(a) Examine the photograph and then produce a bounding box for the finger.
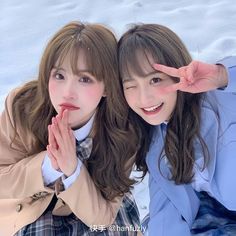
[154,64,179,77]
[62,109,69,127]
[185,62,196,84]
[52,117,57,125]
[57,110,71,143]
[59,106,66,118]
[69,129,76,146]
[51,123,64,148]
[56,112,69,139]
[48,125,58,149]
[159,78,188,93]
[57,107,64,120]
[178,67,187,78]
[158,83,181,94]
[47,145,59,170]
[178,67,193,85]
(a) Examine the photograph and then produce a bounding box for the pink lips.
[59,103,80,111]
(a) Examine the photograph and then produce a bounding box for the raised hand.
[47,109,77,177]
[154,60,228,94]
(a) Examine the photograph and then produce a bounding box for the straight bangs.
[69,37,104,82]
[119,34,167,81]
[52,25,107,82]
[119,24,193,83]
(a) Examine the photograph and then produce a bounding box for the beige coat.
[0,90,123,236]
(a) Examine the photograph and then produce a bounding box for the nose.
[138,86,154,106]
[63,80,77,100]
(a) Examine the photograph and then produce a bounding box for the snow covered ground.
[1,0,236,220]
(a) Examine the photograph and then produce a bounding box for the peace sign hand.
[154,60,228,94]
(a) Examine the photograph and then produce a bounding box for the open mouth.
[142,103,163,114]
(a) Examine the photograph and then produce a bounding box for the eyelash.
[151,77,162,84]
[79,76,93,83]
[125,86,136,90]
[54,72,64,80]
[52,71,93,84]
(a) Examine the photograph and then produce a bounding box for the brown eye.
[79,76,92,83]
[55,73,64,80]
[151,77,161,84]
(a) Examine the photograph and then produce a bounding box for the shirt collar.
[73,113,95,141]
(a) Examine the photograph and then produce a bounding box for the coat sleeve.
[194,87,236,210]
[217,55,236,92]
[0,89,123,226]
[209,55,236,209]
[0,89,54,198]
[57,166,123,226]
[54,152,136,226]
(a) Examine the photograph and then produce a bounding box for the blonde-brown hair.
[12,21,139,200]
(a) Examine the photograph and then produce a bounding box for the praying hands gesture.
[47,109,77,177]
[154,60,228,93]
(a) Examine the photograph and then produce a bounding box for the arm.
[193,94,236,210]
[45,109,123,225]
[0,90,54,198]
[154,56,236,93]
[56,166,123,226]
[0,90,123,226]
[216,56,236,92]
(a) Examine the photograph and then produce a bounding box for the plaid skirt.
[15,193,141,236]
[191,191,236,236]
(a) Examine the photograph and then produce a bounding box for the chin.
[142,118,160,126]
[150,121,162,126]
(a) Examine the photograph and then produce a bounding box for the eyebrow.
[123,70,163,83]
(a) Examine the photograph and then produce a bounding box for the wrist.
[216,64,228,89]
[64,159,78,177]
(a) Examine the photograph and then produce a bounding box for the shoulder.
[202,91,236,134]
[1,87,22,127]
[1,85,36,150]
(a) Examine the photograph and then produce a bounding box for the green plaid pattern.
[15,193,140,236]
[76,138,93,161]
[15,138,141,235]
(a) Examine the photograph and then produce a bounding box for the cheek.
[48,80,57,97]
[85,85,104,100]
[124,92,134,107]
[168,93,177,111]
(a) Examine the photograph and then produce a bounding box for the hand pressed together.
[47,109,77,177]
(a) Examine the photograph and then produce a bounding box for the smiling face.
[122,54,177,125]
[48,51,105,129]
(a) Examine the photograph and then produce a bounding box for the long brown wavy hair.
[11,21,139,200]
[118,24,209,184]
